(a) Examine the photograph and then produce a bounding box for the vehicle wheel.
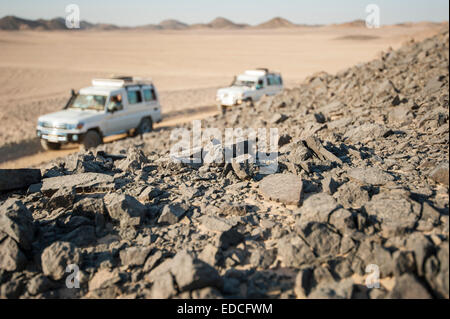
[40,139,61,151]
[81,130,102,151]
[136,117,153,135]
[244,98,254,107]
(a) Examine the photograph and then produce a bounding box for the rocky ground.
[0,29,449,299]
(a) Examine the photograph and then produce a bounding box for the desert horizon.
[1,14,447,31]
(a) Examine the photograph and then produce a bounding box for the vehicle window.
[267,75,276,86]
[127,90,142,104]
[232,79,256,87]
[108,94,124,111]
[143,88,155,102]
[276,76,283,85]
[69,94,106,111]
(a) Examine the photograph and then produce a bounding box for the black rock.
[60,225,96,247]
[27,274,58,296]
[41,241,82,281]
[429,161,449,186]
[277,235,315,268]
[0,168,41,192]
[388,274,432,299]
[120,246,152,267]
[104,194,146,226]
[294,267,315,298]
[0,237,27,271]
[158,204,186,225]
[249,248,277,269]
[170,250,223,292]
[0,199,35,250]
[215,227,244,250]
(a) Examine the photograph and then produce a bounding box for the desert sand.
[0,22,446,165]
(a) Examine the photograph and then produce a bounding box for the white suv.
[36,77,162,150]
[216,69,283,112]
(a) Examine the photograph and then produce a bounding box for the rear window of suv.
[268,74,282,86]
[143,87,156,101]
[276,75,283,85]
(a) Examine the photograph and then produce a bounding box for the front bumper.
[36,128,83,143]
[217,96,243,107]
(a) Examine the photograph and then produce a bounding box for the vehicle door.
[124,86,146,130]
[254,78,266,101]
[266,74,282,95]
[142,85,161,122]
[105,90,129,135]
[274,74,284,94]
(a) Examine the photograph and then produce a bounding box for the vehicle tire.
[244,98,254,107]
[40,139,61,151]
[81,130,102,151]
[136,117,153,135]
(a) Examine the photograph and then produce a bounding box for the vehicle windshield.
[68,94,106,111]
[232,79,256,87]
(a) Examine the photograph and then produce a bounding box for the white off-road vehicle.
[216,69,283,112]
[36,77,162,150]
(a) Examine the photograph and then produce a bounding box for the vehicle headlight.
[67,123,84,130]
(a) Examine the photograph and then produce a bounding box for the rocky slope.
[0,29,449,299]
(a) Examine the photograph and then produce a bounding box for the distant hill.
[91,23,121,31]
[190,17,248,29]
[207,17,247,29]
[0,15,43,30]
[136,23,162,31]
[159,19,189,30]
[36,17,66,30]
[137,19,188,30]
[395,21,448,28]
[334,19,367,28]
[255,17,297,29]
[0,15,118,31]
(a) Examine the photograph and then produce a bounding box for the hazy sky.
[0,0,448,26]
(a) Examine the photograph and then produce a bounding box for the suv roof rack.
[92,77,153,88]
[255,68,269,74]
[132,77,153,85]
[113,76,134,82]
